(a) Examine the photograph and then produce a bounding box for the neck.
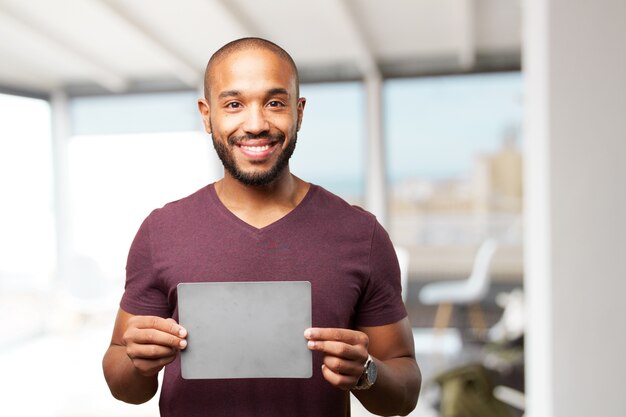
[214,168,310,228]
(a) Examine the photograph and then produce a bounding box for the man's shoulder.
[308,184,376,225]
[146,184,213,223]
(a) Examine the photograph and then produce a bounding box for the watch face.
[366,359,378,385]
[353,356,377,390]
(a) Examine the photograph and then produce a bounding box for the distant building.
[390,127,524,247]
[472,128,523,213]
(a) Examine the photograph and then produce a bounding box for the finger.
[125,327,188,350]
[304,328,368,347]
[307,339,366,361]
[126,342,178,360]
[130,316,187,338]
[322,355,365,377]
[131,355,177,376]
[321,364,359,391]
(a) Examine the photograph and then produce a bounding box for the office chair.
[418,239,498,334]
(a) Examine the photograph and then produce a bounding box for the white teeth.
[241,145,270,152]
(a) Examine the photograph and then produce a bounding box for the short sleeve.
[355,221,407,327]
[120,212,170,318]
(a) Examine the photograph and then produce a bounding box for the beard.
[212,131,297,187]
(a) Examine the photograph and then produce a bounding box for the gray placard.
[178,281,312,379]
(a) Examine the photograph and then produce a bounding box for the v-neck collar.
[206,182,316,234]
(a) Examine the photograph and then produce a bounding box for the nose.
[242,105,270,135]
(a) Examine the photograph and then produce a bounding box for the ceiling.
[0,0,521,97]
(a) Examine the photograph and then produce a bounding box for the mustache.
[228,132,285,146]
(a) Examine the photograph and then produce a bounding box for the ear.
[296,97,306,132]
[198,98,212,134]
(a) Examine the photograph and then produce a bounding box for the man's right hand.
[103,309,186,403]
[122,315,188,377]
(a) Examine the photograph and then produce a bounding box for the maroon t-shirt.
[121,183,406,417]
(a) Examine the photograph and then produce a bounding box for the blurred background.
[0,1,623,416]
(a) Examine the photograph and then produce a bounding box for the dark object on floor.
[435,363,516,417]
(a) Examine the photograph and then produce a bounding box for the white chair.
[418,239,498,333]
[394,246,410,302]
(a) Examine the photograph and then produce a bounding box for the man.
[103,37,421,416]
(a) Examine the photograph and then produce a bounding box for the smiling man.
[203,41,303,189]
[103,38,421,417]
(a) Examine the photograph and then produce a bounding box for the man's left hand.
[304,327,370,390]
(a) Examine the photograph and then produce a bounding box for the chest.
[151,223,371,329]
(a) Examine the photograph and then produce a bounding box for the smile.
[236,140,279,159]
[240,144,272,153]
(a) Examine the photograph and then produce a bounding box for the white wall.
[524,1,626,416]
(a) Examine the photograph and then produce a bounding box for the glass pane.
[292,82,365,204]
[70,91,200,135]
[385,72,523,283]
[67,132,213,282]
[0,94,54,290]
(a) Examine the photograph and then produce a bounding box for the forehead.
[208,48,297,98]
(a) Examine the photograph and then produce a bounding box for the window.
[0,93,54,290]
[67,91,215,282]
[385,72,523,279]
[292,82,365,204]
[67,131,213,282]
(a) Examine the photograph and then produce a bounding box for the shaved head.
[204,37,300,100]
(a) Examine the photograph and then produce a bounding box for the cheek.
[211,113,241,134]
[212,124,236,141]
[271,114,299,133]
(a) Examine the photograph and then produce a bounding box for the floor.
[0,314,159,416]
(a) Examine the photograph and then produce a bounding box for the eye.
[267,100,285,108]
[225,102,242,109]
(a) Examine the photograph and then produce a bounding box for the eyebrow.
[217,88,291,100]
[267,88,290,97]
[218,90,241,100]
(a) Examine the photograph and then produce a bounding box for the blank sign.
[178,281,312,379]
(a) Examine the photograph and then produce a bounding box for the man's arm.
[102,308,187,404]
[305,317,421,416]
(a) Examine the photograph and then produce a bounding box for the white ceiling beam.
[331,0,380,78]
[459,0,476,69]
[0,4,127,92]
[211,0,263,37]
[96,0,201,88]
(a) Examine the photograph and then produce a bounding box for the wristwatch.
[353,355,377,390]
